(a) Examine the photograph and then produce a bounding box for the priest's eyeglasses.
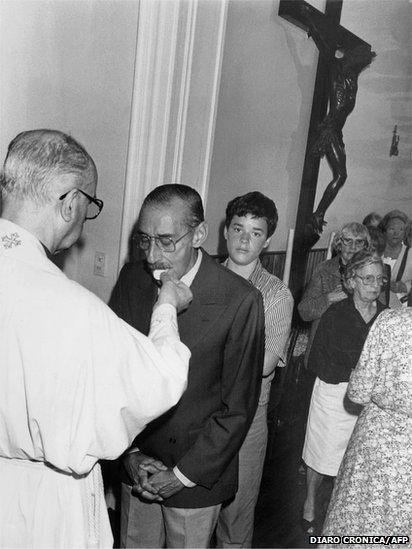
[135,229,193,253]
[59,189,104,220]
[355,274,387,286]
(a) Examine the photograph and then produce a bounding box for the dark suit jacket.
[109,250,265,508]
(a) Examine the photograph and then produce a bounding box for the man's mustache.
[147,262,170,271]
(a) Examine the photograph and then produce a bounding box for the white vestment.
[0,219,190,548]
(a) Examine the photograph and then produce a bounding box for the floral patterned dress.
[322,308,412,545]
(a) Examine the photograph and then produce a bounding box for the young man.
[216,191,294,548]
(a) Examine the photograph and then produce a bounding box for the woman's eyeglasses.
[341,237,365,249]
[355,274,387,286]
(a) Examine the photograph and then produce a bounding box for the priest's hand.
[123,451,167,501]
[157,272,193,313]
[149,468,185,499]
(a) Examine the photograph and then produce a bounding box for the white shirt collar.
[180,249,202,287]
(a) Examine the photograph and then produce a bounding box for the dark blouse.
[308,296,386,384]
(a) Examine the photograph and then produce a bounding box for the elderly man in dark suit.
[109,184,265,548]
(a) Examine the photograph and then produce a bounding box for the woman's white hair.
[343,250,383,294]
[332,221,371,253]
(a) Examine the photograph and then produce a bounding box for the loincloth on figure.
[310,118,344,157]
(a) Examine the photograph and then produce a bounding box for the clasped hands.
[124,451,184,502]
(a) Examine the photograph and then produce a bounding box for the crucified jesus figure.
[301,5,376,240]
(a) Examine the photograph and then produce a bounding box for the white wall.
[206,0,316,255]
[0,0,139,301]
[0,0,228,300]
[2,0,410,296]
[315,0,412,246]
[117,0,228,267]
[206,0,412,255]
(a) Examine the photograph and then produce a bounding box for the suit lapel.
[132,264,158,335]
[132,253,231,346]
[178,251,229,349]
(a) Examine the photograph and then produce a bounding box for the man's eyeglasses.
[341,237,366,249]
[135,229,193,253]
[59,189,103,220]
[355,274,387,286]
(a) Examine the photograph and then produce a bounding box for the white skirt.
[302,377,359,476]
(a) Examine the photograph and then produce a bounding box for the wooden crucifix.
[279,0,375,299]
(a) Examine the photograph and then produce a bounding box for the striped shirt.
[249,260,294,405]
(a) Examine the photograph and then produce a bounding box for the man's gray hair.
[1,129,97,204]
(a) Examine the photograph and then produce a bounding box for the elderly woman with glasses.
[301,250,387,536]
[298,222,370,366]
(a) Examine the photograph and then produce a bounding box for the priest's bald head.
[1,129,102,254]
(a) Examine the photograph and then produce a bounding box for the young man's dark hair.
[225,191,278,237]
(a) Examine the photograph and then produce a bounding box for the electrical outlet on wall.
[94,251,106,277]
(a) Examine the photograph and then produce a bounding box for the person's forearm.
[298,291,330,321]
[149,303,191,369]
[142,303,191,405]
[150,303,179,342]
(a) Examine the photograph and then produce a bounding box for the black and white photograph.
[0,0,411,547]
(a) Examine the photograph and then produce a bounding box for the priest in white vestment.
[0,129,192,548]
